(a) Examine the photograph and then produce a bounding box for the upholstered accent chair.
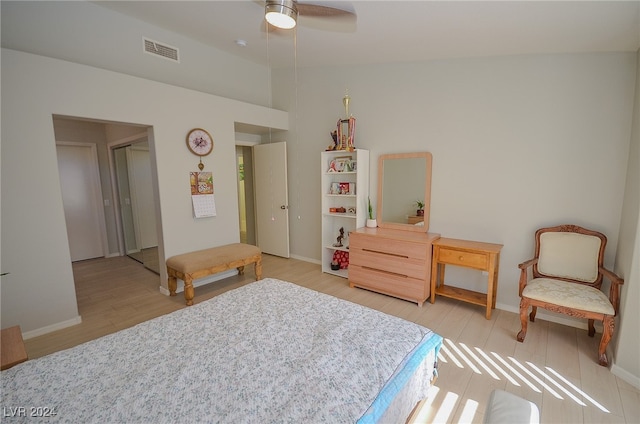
[517,224,624,367]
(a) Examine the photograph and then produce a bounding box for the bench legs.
[167,255,262,307]
[237,257,262,280]
[255,257,262,280]
[168,273,195,306]
[168,275,177,296]
[183,278,195,306]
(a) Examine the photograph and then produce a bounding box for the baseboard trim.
[22,315,83,340]
[611,363,640,390]
[289,254,320,265]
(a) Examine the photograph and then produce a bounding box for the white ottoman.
[483,389,540,424]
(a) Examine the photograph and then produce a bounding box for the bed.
[2,278,442,423]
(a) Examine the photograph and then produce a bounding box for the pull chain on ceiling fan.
[264,0,356,30]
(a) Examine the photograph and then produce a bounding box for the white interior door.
[254,142,290,258]
[56,143,105,261]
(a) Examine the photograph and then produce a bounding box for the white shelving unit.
[321,149,369,277]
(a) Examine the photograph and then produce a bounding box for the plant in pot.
[366,197,377,228]
[415,200,425,217]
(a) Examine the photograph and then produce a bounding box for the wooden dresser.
[348,227,440,306]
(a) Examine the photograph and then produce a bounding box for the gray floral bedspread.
[1,278,441,423]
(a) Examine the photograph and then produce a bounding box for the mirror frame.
[376,152,433,233]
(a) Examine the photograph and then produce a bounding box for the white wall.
[1,1,272,107]
[273,52,636,314]
[612,49,640,386]
[0,48,287,335]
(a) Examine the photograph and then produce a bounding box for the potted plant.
[366,197,377,228]
[415,200,425,216]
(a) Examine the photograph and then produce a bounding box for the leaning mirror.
[377,152,433,232]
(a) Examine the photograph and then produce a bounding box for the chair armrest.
[518,258,537,270]
[600,266,624,314]
[518,258,537,296]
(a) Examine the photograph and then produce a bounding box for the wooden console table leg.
[430,255,439,304]
[492,254,500,309]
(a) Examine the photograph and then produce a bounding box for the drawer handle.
[362,249,409,259]
[362,266,408,278]
[459,256,464,261]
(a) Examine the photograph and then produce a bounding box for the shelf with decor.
[321,149,369,278]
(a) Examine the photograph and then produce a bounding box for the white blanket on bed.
[2,278,440,423]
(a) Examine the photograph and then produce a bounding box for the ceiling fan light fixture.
[265,0,298,29]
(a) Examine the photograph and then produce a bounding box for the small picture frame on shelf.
[347,161,357,172]
[338,182,355,195]
[330,182,340,194]
[328,156,352,173]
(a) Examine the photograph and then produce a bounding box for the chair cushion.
[538,232,601,282]
[522,278,614,315]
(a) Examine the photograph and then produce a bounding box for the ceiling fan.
[264,0,356,30]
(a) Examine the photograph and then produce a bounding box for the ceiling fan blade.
[297,2,355,18]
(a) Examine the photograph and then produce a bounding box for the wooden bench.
[167,243,262,306]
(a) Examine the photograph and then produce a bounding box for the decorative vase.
[366,219,377,228]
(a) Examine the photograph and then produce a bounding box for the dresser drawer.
[437,247,487,270]
[350,248,427,280]
[350,233,428,260]
[349,265,428,301]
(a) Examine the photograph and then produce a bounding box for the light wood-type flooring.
[24,254,639,423]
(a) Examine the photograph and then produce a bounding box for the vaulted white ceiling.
[95,0,640,69]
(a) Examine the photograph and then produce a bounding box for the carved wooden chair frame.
[516,224,624,367]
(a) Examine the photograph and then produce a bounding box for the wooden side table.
[430,237,503,319]
[1,325,28,370]
[407,215,424,225]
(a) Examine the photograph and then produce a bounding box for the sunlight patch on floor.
[410,338,612,423]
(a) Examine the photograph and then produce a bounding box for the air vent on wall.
[143,37,180,63]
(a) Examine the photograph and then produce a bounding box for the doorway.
[236,145,256,245]
[253,142,290,258]
[112,139,160,274]
[52,115,162,278]
[235,141,290,258]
